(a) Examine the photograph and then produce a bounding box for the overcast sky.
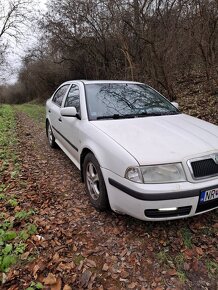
[3,0,48,84]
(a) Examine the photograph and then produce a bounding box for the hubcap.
[86,162,100,200]
[48,124,53,144]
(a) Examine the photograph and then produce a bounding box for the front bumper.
[102,168,218,221]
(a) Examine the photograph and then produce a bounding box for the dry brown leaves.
[1,108,217,290]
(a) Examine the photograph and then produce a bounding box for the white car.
[46,80,218,221]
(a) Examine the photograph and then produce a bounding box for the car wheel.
[46,121,56,148]
[83,153,109,211]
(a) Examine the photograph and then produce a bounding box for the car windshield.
[85,83,180,120]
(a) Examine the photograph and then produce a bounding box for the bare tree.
[5,0,217,103]
[0,0,32,82]
[186,0,218,91]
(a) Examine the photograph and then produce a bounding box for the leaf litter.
[1,108,217,290]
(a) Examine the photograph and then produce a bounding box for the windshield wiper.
[97,114,121,120]
[97,114,137,120]
[96,111,179,120]
[141,111,180,116]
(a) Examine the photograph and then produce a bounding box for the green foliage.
[0,227,35,272]
[175,253,185,269]
[0,185,6,193]
[0,255,17,272]
[26,281,43,290]
[0,105,38,274]
[27,224,37,235]
[157,250,171,265]
[0,105,17,174]
[1,220,14,230]
[74,254,85,266]
[15,210,34,221]
[206,260,218,276]
[177,270,187,283]
[14,242,26,255]
[19,230,29,241]
[3,231,17,241]
[11,168,19,178]
[7,198,18,207]
[0,194,6,200]
[2,244,13,255]
[0,213,6,219]
[180,227,192,249]
[174,253,186,283]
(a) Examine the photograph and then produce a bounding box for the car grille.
[190,158,218,179]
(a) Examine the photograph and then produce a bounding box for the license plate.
[200,187,218,203]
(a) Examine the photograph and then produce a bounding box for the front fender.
[80,125,139,178]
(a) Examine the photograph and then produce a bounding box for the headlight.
[125,163,186,183]
[125,167,143,183]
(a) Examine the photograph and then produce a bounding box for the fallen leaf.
[43,273,57,285]
[196,247,203,255]
[213,223,218,229]
[21,251,30,260]
[121,270,129,279]
[51,278,62,290]
[102,263,109,271]
[184,249,195,259]
[128,282,137,289]
[192,259,199,272]
[80,270,92,287]
[86,259,97,268]
[63,285,72,290]
[53,252,60,262]
[183,262,190,271]
[33,265,40,279]
[57,262,75,271]
[168,269,177,276]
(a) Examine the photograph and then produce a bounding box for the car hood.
[91,114,218,165]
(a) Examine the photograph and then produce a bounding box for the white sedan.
[46,80,218,221]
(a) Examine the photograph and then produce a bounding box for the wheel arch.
[46,118,49,137]
[80,148,93,182]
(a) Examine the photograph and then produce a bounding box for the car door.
[49,84,70,140]
[60,84,81,163]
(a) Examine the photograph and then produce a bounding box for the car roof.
[62,80,144,85]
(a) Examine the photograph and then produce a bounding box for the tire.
[83,153,109,211]
[46,121,57,148]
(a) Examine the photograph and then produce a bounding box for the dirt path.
[5,110,217,290]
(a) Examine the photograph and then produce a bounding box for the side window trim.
[64,84,81,112]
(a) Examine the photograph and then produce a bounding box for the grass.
[180,227,192,249]
[0,105,38,275]
[0,105,18,176]
[157,250,171,265]
[175,253,187,283]
[74,254,85,266]
[156,251,188,284]
[206,260,218,277]
[16,103,45,125]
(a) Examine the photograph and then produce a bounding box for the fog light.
[158,207,178,211]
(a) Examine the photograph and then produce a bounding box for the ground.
[0,102,217,290]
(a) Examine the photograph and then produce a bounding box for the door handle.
[58,117,62,122]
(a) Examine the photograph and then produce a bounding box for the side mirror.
[171,102,179,109]
[60,107,77,117]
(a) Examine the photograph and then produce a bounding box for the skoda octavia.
[46,80,218,221]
